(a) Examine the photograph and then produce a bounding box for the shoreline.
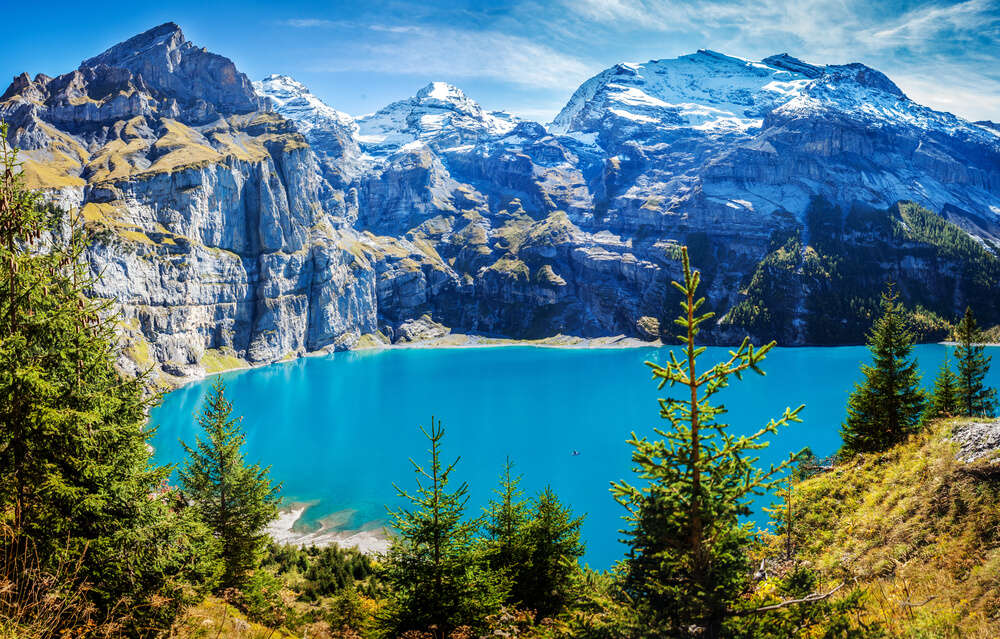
[162,332,663,390]
[157,334,998,391]
[265,503,390,554]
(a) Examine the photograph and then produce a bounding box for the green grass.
[487,256,530,280]
[200,348,247,374]
[125,336,153,370]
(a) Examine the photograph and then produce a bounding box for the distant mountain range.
[3,22,999,381]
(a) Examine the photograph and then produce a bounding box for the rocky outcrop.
[4,25,1000,383]
[952,420,1000,463]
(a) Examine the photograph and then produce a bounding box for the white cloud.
[309,26,592,91]
[279,18,340,28]
[871,0,996,45]
[893,68,1000,122]
[369,25,424,33]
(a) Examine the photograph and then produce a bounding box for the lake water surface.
[149,343,993,569]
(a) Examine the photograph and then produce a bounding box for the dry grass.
[772,419,1000,637]
[86,137,151,183]
[170,597,296,639]
[148,119,223,174]
[0,525,124,639]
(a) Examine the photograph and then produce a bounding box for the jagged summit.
[80,22,185,70]
[416,81,468,102]
[72,21,259,116]
[762,53,823,78]
[254,74,356,131]
[355,81,517,152]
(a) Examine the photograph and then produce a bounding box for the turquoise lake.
[149,343,994,569]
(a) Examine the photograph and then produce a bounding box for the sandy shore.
[265,504,391,555]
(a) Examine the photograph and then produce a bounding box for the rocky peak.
[762,53,823,78]
[822,63,906,98]
[356,81,517,152]
[414,82,479,113]
[1,72,36,101]
[254,74,356,132]
[78,22,258,116]
[80,22,186,71]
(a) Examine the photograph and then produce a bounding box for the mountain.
[253,74,362,185]
[3,24,1000,381]
[549,49,1000,240]
[356,81,519,153]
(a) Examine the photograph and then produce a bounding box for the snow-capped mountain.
[543,50,1000,240]
[254,74,362,184]
[551,50,813,135]
[5,23,1000,381]
[255,74,356,134]
[355,81,519,154]
[551,49,997,144]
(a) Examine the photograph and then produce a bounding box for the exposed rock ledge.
[952,419,1000,462]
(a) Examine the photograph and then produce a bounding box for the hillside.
[3,23,1000,383]
[769,419,1000,637]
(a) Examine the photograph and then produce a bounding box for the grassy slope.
[778,420,1000,637]
[172,597,297,639]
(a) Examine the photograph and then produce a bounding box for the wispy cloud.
[279,18,340,28]
[369,24,423,33]
[871,0,998,45]
[308,25,592,90]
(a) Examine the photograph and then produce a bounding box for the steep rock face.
[1,24,378,381]
[5,27,1000,380]
[254,74,362,190]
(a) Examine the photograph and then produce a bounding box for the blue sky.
[1,0,998,123]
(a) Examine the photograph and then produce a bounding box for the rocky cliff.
[3,25,999,381]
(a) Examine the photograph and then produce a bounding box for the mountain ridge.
[3,22,999,383]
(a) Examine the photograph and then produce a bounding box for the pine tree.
[519,486,585,619]
[924,352,960,422]
[0,122,219,633]
[840,286,925,456]
[179,378,281,589]
[611,246,804,638]
[482,458,531,594]
[954,307,998,417]
[379,417,505,637]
